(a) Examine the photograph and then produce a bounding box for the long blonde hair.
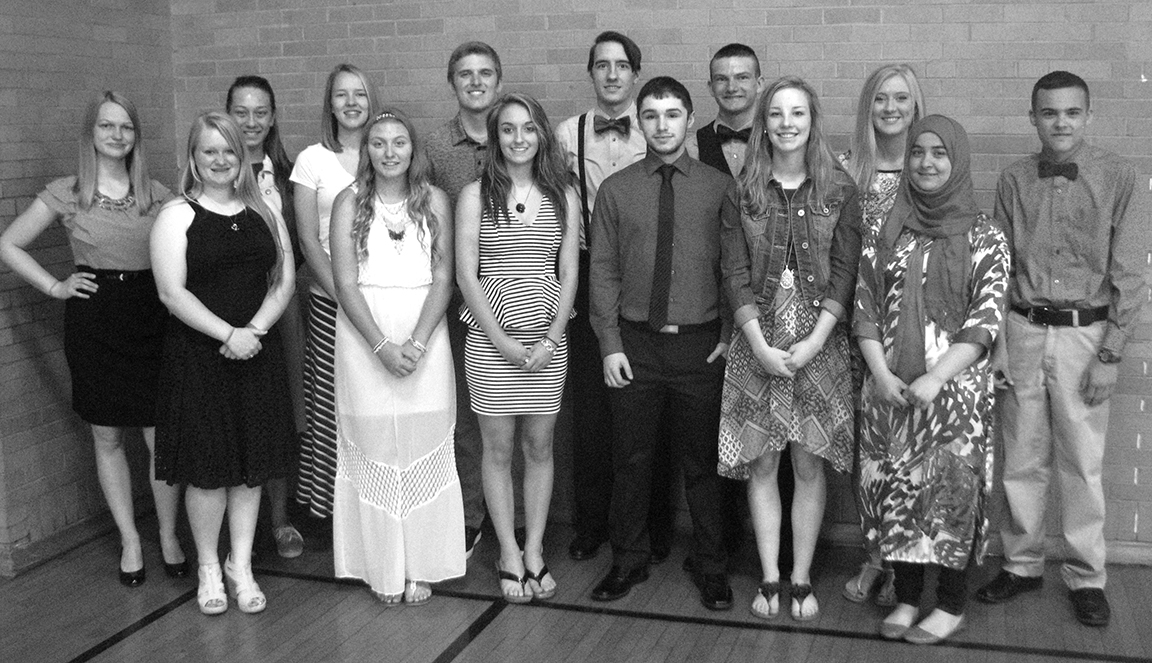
[740,76,848,215]
[75,91,158,214]
[320,63,378,153]
[178,111,284,285]
[845,64,925,191]
[349,110,441,265]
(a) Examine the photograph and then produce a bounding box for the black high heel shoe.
[119,566,146,587]
[164,559,190,578]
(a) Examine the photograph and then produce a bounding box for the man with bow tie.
[555,31,671,565]
[977,71,1149,629]
[687,43,763,177]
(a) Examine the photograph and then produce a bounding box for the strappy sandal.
[876,567,897,607]
[404,580,431,606]
[843,561,883,603]
[197,563,228,615]
[495,561,532,604]
[524,563,556,600]
[750,581,781,620]
[224,554,267,614]
[790,583,819,622]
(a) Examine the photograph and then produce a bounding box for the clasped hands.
[376,338,426,378]
[500,337,553,373]
[220,325,265,361]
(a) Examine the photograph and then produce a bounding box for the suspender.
[577,112,590,245]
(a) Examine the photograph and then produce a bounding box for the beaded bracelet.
[372,336,390,354]
[408,336,427,353]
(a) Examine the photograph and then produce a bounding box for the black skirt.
[63,267,166,427]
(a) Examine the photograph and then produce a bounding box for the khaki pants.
[1000,310,1108,589]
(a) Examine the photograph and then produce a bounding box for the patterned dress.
[854,214,1009,569]
[719,214,856,479]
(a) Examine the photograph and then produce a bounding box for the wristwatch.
[1097,348,1122,364]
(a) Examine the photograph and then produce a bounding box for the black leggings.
[891,561,971,615]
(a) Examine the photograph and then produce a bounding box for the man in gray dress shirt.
[977,71,1150,628]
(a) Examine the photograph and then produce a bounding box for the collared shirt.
[590,151,738,357]
[687,119,751,177]
[555,103,647,249]
[994,141,1149,353]
[426,114,487,207]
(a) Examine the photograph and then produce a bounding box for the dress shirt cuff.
[733,303,760,329]
[1102,326,1128,356]
[853,319,881,342]
[598,328,624,358]
[953,326,994,352]
[821,298,847,321]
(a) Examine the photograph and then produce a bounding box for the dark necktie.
[594,115,630,136]
[1038,160,1078,180]
[715,125,752,143]
[648,164,676,331]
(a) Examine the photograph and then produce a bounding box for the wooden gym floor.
[2,516,1150,663]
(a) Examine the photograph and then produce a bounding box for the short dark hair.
[1031,70,1090,110]
[447,41,502,84]
[637,76,692,115]
[709,43,760,78]
[586,31,642,73]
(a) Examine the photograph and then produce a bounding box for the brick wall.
[168,0,1152,553]
[0,0,177,575]
[2,0,1150,573]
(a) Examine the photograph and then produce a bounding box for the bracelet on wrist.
[539,337,556,354]
[372,336,390,354]
[408,336,427,353]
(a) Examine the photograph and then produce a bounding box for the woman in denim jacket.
[718,76,862,622]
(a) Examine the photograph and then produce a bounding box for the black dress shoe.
[568,535,604,561]
[164,560,190,579]
[695,573,733,611]
[976,570,1042,604]
[1070,588,1110,627]
[119,567,146,588]
[591,565,649,601]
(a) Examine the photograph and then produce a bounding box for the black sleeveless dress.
[154,200,293,489]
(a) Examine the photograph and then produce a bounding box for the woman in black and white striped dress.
[456,93,580,603]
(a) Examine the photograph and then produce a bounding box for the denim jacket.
[721,174,862,329]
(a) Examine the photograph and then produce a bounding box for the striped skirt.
[464,328,567,416]
[297,291,338,517]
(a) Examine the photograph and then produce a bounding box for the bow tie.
[1038,160,1078,180]
[715,125,752,143]
[594,115,631,135]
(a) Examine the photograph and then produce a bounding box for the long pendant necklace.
[513,183,534,214]
[780,190,796,290]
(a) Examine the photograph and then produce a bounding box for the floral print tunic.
[854,214,1009,569]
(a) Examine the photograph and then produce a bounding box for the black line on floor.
[67,589,197,663]
[430,601,507,663]
[254,567,1147,663]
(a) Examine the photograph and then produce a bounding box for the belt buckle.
[116,272,127,281]
[1024,307,1038,324]
[659,324,679,334]
[1071,309,1080,326]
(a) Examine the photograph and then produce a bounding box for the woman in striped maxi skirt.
[290,64,379,518]
[456,93,580,603]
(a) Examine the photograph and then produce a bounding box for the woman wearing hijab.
[853,115,1009,645]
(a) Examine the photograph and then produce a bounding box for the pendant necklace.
[780,190,795,290]
[378,193,408,253]
[513,183,534,214]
